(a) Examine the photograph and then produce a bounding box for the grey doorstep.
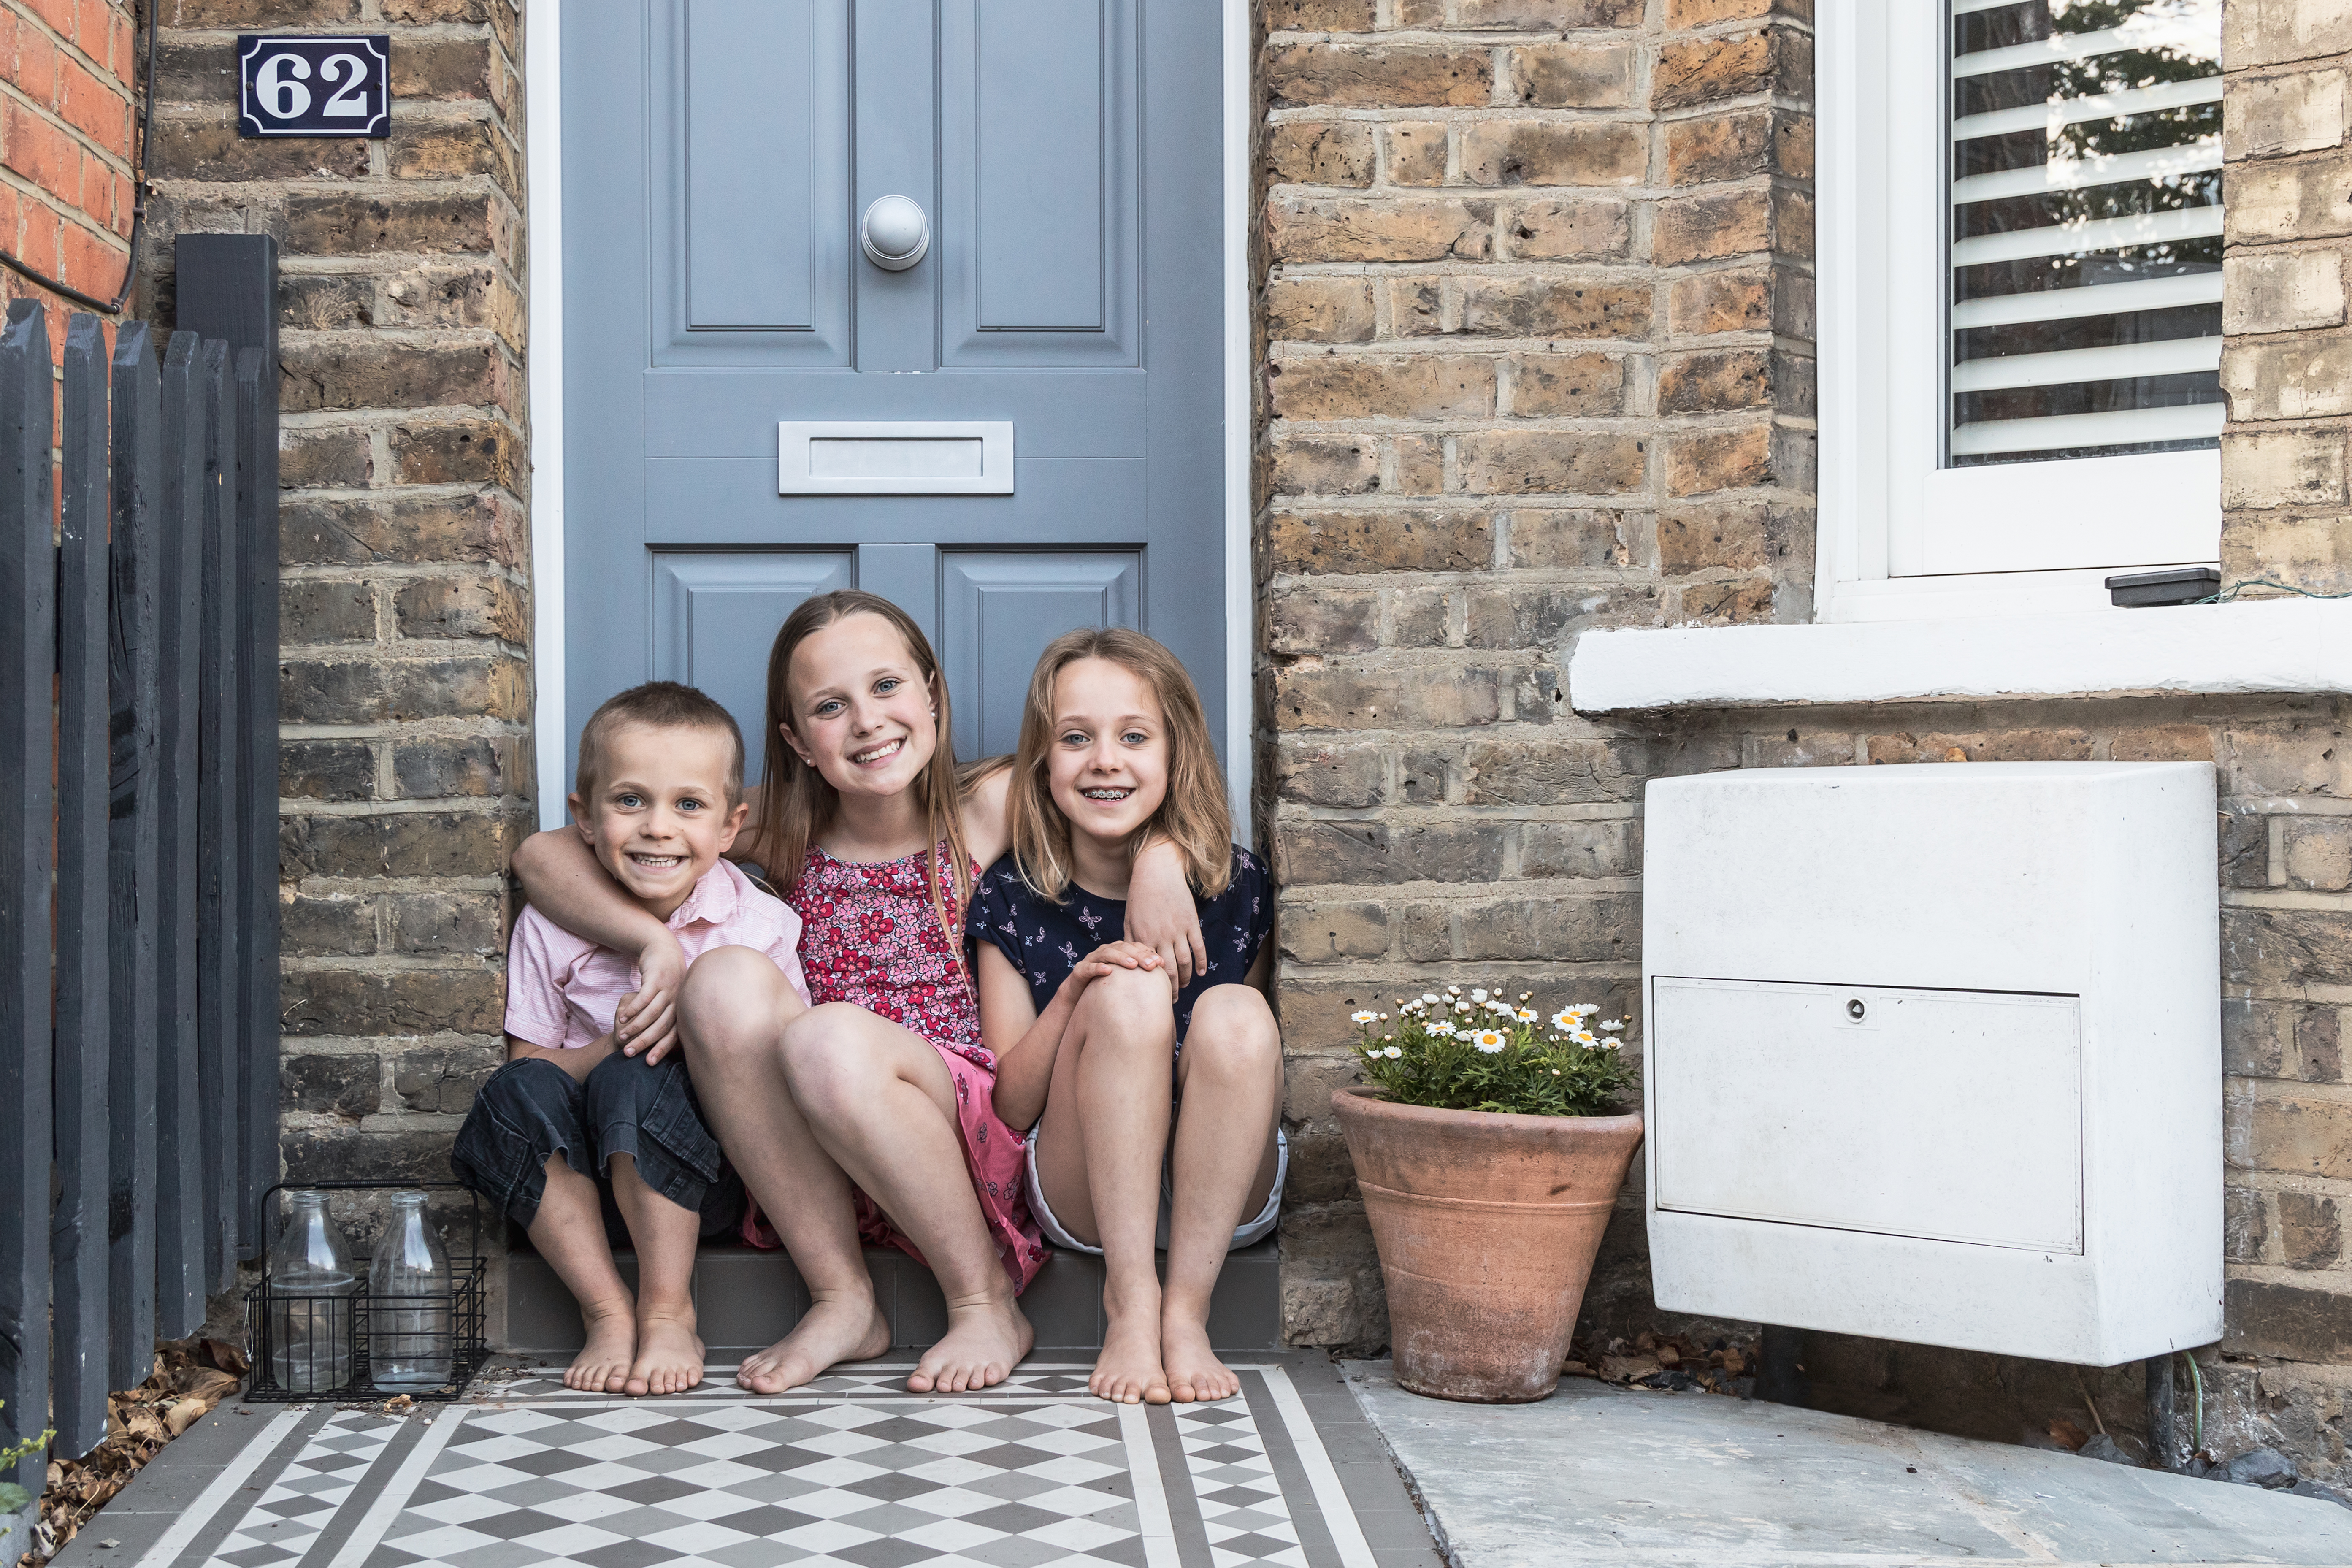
[505,1238,1283,1356]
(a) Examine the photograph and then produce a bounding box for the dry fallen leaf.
[1599,1354,1662,1384]
[2049,1417,2089,1452]
[381,1394,414,1414]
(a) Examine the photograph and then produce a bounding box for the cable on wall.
[0,1,154,314]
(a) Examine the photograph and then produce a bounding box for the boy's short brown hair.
[574,682,746,806]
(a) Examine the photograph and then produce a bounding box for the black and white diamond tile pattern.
[171,1366,1371,1568]
[480,1366,1104,1405]
[1172,1402,1305,1568]
[200,1411,403,1568]
[360,1399,1163,1568]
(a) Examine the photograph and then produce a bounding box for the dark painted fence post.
[0,300,56,1493]
[179,236,281,1254]
[233,345,279,1255]
[107,321,162,1392]
[198,340,241,1294]
[54,314,113,1459]
[154,329,208,1339]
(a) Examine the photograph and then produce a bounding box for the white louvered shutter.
[1947,0,2222,467]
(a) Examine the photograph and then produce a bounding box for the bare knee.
[679,945,793,1062]
[1072,965,1177,1049]
[1181,986,1282,1079]
[778,1003,892,1109]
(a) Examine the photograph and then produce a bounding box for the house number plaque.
[237,35,391,138]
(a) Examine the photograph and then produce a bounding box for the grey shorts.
[1024,1126,1286,1255]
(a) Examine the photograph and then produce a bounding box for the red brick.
[56,51,126,152]
[14,22,54,108]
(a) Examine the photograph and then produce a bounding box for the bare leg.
[678,948,888,1393]
[606,1154,706,1395]
[1032,966,1178,1405]
[1161,986,1283,1404]
[782,1003,1033,1393]
[525,1157,637,1394]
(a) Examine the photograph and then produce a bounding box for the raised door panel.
[658,0,851,360]
[941,552,1140,760]
[1651,978,2084,1254]
[651,551,856,782]
[939,0,1137,366]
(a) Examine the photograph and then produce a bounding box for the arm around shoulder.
[512,826,674,957]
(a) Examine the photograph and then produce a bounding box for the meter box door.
[1641,762,2221,1367]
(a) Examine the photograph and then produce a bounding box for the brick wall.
[144,0,530,1202]
[1260,0,1816,1352]
[0,0,136,320]
[1261,0,2352,1483]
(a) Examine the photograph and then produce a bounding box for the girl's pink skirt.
[740,1037,1049,1294]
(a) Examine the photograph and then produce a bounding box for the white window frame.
[1816,0,2222,626]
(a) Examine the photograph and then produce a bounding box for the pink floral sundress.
[740,842,1048,1292]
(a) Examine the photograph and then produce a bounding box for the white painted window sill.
[1566,596,2352,714]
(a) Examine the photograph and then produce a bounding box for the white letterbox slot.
[1642,762,2220,1366]
[1652,978,2081,1254]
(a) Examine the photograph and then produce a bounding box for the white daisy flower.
[1351,1010,1379,1025]
[1552,1010,1578,1031]
[1446,986,1462,996]
[1600,1019,1624,1032]
[1470,988,1488,1002]
[1472,1029,1508,1053]
[1571,1003,1600,1017]
[1428,1020,1456,1037]
[1421,993,1440,1004]
[1519,992,1533,1002]
[1383,1045,1403,1059]
[1454,1002,1472,1014]
[1516,1007,1538,1022]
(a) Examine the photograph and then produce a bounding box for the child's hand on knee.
[618,931,687,1061]
[1059,941,1161,1002]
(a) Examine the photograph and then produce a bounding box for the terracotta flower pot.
[1332,1086,1643,1403]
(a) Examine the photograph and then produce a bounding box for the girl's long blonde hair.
[1007,627,1231,902]
[748,592,976,951]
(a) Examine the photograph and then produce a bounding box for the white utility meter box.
[1642,762,2221,1366]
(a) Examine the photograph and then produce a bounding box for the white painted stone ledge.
[1567,596,2352,714]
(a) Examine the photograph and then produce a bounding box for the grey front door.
[562,0,1225,782]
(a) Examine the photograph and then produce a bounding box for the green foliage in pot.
[0,1397,52,1514]
[1349,986,1633,1116]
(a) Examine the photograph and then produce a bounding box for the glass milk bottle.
[368,1192,453,1390]
[266,1191,356,1394]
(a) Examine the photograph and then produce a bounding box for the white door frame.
[525,0,1257,834]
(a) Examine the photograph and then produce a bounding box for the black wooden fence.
[0,243,283,1492]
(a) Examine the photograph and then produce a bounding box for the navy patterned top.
[967,846,1272,1044]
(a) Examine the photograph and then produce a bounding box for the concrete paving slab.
[1344,1360,2352,1567]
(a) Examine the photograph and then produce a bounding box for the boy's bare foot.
[1092,1298,1171,1405]
[908,1296,1033,1394]
[626,1305,707,1396]
[737,1292,891,1395]
[1161,1311,1238,1403]
[568,1303,638,1394]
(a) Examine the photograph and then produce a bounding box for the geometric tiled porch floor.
[61,1357,1440,1568]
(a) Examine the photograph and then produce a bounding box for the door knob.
[861,194,929,271]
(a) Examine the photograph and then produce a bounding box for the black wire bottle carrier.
[242,1181,488,1402]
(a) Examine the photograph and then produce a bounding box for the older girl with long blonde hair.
[971,628,1285,1405]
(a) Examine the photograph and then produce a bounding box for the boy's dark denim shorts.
[450,1051,746,1246]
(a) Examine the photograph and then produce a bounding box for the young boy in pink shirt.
[452,682,809,1395]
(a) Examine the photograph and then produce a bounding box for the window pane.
[1948,0,2222,467]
